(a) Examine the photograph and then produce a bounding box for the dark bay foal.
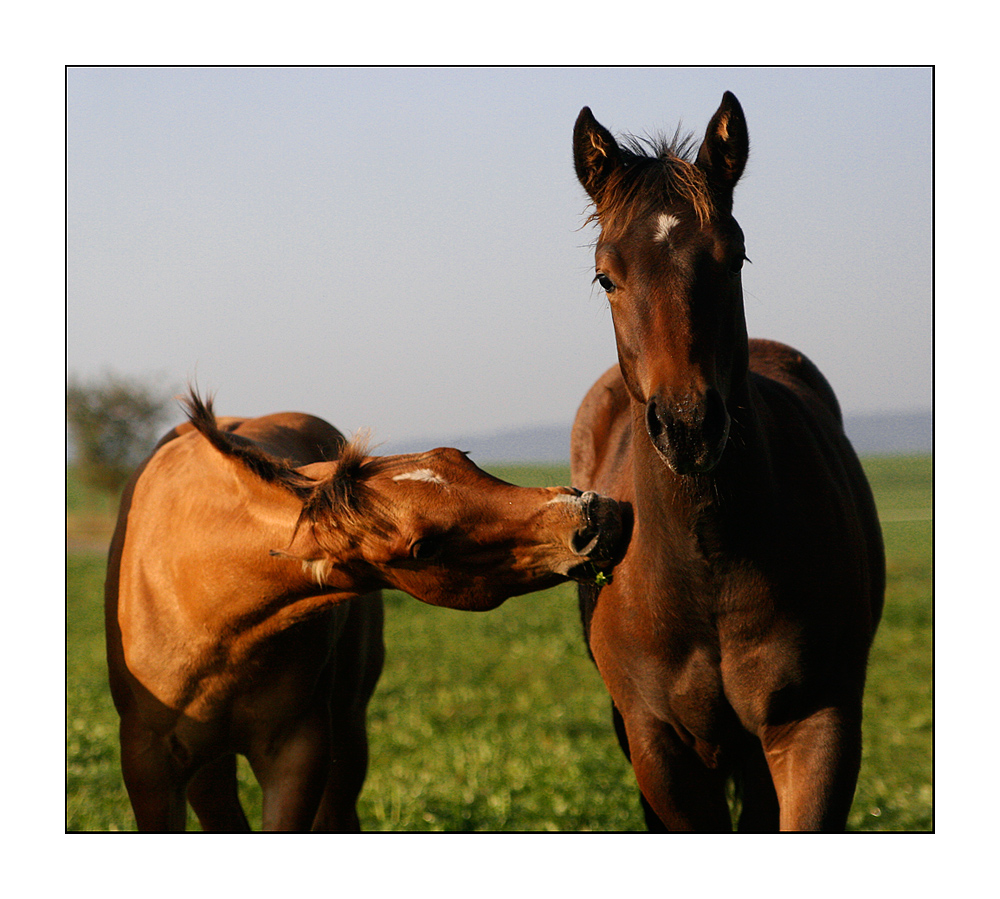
[570,92,884,831]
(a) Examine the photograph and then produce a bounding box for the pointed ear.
[271,549,340,589]
[270,533,340,586]
[573,107,623,203]
[696,91,749,208]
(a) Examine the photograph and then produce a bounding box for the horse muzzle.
[567,491,627,580]
[645,389,731,475]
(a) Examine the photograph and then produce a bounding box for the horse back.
[748,338,885,634]
[748,338,843,426]
[224,411,348,466]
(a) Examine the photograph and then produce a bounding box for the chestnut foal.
[106,391,623,831]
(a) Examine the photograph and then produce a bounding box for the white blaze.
[393,469,448,486]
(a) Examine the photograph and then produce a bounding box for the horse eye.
[596,273,616,293]
[410,537,442,560]
[730,253,750,276]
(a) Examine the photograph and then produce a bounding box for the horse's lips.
[568,496,626,580]
[575,530,603,559]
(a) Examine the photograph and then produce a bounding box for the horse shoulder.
[115,436,225,669]
[105,422,194,720]
[116,433,302,710]
[571,364,633,492]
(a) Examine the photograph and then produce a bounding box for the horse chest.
[589,566,731,742]
[589,530,797,753]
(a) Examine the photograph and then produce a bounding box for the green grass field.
[66,455,932,831]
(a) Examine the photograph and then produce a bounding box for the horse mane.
[586,129,716,235]
[180,389,392,541]
[298,439,395,540]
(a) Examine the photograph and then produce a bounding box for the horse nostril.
[572,521,599,555]
[643,389,730,474]
[645,398,665,440]
[570,493,625,564]
[571,491,600,554]
[703,388,730,444]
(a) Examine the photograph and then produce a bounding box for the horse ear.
[696,91,749,205]
[574,107,622,203]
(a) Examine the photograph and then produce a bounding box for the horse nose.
[702,388,730,449]
[571,491,624,562]
[645,389,730,475]
[645,395,668,445]
[571,492,601,555]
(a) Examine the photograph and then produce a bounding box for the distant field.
[66,455,932,831]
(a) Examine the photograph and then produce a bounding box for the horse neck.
[208,464,364,617]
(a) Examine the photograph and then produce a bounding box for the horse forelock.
[586,130,715,237]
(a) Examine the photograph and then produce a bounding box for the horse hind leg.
[186,754,251,832]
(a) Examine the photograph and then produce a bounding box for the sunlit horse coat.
[106,391,623,831]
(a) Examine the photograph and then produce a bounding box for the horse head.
[182,392,626,611]
[573,92,751,475]
[288,447,626,610]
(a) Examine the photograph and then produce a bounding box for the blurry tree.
[66,373,176,494]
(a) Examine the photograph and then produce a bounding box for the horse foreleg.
[760,705,862,831]
[625,715,732,832]
[311,712,369,832]
[312,591,383,832]
[186,753,251,832]
[733,736,780,832]
[119,716,188,832]
[610,702,667,831]
[249,711,331,832]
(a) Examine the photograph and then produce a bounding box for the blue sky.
[67,66,931,447]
